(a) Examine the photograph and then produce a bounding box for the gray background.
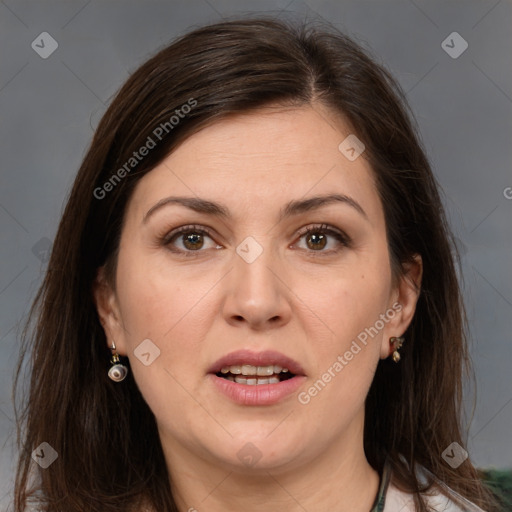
[1,0,511,507]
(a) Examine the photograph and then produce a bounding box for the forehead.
[126,105,382,224]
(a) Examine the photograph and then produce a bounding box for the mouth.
[207,349,306,405]
[208,349,305,379]
[215,364,295,385]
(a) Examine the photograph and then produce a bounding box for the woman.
[14,16,500,512]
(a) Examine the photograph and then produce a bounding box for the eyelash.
[160,223,351,258]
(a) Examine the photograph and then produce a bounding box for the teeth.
[241,365,256,376]
[219,364,290,376]
[257,366,274,376]
[233,376,281,385]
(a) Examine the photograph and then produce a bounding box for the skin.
[94,103,422,512]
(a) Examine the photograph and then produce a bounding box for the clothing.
[369,458,486,512]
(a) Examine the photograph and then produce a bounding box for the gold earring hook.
[109,340,120,363]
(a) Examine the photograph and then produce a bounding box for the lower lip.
[208,374,306,405]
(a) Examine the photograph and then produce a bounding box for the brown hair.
[14,15,499,512]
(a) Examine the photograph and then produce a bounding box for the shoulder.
[380,459,486,512]
[384,478,486,512]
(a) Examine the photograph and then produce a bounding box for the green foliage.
[479,469,512,511]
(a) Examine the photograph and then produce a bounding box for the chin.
[209,435,309,474]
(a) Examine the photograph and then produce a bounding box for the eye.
[162,225,221,255]
[294,224,350,254]
[161,223,350,257]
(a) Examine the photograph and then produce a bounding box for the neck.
[160,415,380,512]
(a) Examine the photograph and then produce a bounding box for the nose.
[221,243,292,331]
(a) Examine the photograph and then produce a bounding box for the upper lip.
[208,349,306,376]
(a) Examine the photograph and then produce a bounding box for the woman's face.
[95,104,420,475]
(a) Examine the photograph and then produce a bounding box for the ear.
[92,266,128,355]
[380,254,423,359]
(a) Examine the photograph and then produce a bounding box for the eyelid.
[295,223,347,240]
[162,224,215,243]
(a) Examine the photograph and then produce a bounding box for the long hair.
[13,16,499,512]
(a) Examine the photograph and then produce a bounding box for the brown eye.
[162,225,221,256]
[296,224,350,254]
[181,232,204,250]
[305,232,327,250]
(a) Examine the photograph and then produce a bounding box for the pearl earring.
[108,341,128,382]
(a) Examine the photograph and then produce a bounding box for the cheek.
[114,258,217,435]
[294,258,390,414]
[113,250,219,398]
[297,281,385,428]
[115,248,218,346]
[296,261,391,351]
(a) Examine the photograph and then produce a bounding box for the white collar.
[383,470,486,511]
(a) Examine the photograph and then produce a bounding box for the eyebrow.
[142,193,368,224]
